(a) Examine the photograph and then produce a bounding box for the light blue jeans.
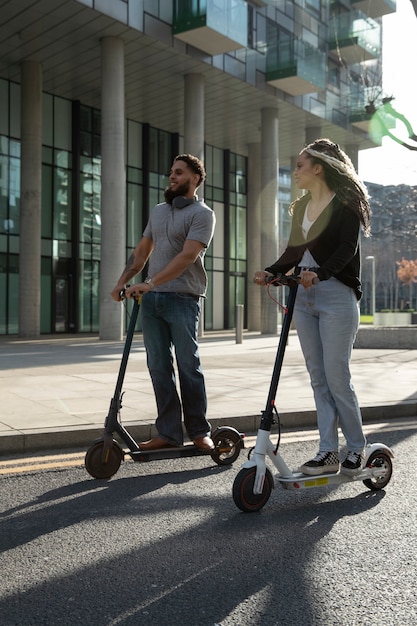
[140,291,211,446]
[293,278,366,453]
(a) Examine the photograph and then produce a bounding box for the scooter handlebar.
[265,274,300,287]
[119,284,131,300]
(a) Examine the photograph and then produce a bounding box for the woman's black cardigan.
[265,196,363,300]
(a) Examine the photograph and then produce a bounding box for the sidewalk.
[1,330,417,454]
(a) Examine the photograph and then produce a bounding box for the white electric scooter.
[232,274,394,512]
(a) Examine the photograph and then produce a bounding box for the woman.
[254,138,371,476]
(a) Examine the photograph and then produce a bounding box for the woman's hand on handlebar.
[254,271,274,286]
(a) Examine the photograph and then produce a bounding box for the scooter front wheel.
[363,450,393,491]
[85,439,124,479]
[232,466,274,512]
[210,427,243,466]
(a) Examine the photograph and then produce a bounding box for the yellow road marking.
[0,419,415,477]
[0,453,85,475]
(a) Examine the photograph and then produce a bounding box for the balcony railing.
[351,0,396,19]
[173,0,248,56]
[329,10,381,64]
[266,38,326,96]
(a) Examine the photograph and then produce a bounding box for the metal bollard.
[235,304,244,344]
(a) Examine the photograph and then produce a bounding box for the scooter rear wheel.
[363,450,393,491]
[232,466,274,512]
[85,439,124,479]
[210,428,243,466]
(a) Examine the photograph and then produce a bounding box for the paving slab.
[1,330,416,453]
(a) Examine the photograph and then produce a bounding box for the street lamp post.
[366,255,376,321]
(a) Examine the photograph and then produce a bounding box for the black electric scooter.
[232,274,394,512]
[85,296,244,479]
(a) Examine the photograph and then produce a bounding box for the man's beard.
[164,181,190,204]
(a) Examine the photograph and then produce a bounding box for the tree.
[397,257,417,309]
[397,258,417,285]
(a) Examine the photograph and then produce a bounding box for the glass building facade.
[0,0,394,336]
[0,80,249,334]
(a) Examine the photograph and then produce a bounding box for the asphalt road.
[1,422,416,626]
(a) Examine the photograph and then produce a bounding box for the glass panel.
[9,157,20,234]
[330,11,381,57]
[149,127,158,173]
[80,157,101,246]
[212,147,223,187]
[80,106,92,132]
[9,83,20,138]
[236,205,246,257]
[41,164,53,238]
[0,253,6,333]
[0,80,9,135]
[10,141,20,157]
[54,167,71,241]
[127,120,142,168]
[55,150,69,169]
[236,275,245,305]
[93,109,101,136]
[78,259,100,332]
[149,188,159,211]
[127,183,142,248]
[42,146,53,164]
[266,25,326,91]
[0,155,9,234]
[127,167,142,184]
[80,132,92,157]
[7,254,19,334]
[213,187,223,202]
[43,93,53,146]
[229,208,236,258]
[40,257,52,333]
[54,277,68,332]
[149,172,159,188]
[0,135,8,155]
[54,97,72,150]
[158,130,171,175]
[229,275,236,326]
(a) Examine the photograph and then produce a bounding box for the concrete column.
[247,142,262,331]
[346,144,359,172]
[305,126,321,145]
[260,108,279,335]
[100,37,126,340]
[184,73,205,334]
[19,61,42,338]
[183,74,205,163]
[290,155,299,203]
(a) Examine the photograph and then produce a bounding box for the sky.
[358,1,417,186]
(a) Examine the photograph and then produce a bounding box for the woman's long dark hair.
[293,138,371,237]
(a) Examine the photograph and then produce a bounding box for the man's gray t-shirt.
[143,199,215,297]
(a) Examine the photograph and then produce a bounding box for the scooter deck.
[129,444,215,463]
[278,468,373,490]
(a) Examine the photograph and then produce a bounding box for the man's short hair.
[174,154,206,186]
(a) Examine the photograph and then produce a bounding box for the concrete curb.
[355,326,417,349]
[2,401,416,455]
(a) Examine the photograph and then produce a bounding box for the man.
[111,154,215,452]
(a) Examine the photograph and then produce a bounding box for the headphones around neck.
[172,196,197,209]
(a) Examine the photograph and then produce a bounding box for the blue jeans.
[140,291,211,445]
[293,278,366,453]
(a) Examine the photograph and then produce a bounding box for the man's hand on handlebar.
[111,282,151,301]
[124,283,152,300]
[111,285,126,302]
